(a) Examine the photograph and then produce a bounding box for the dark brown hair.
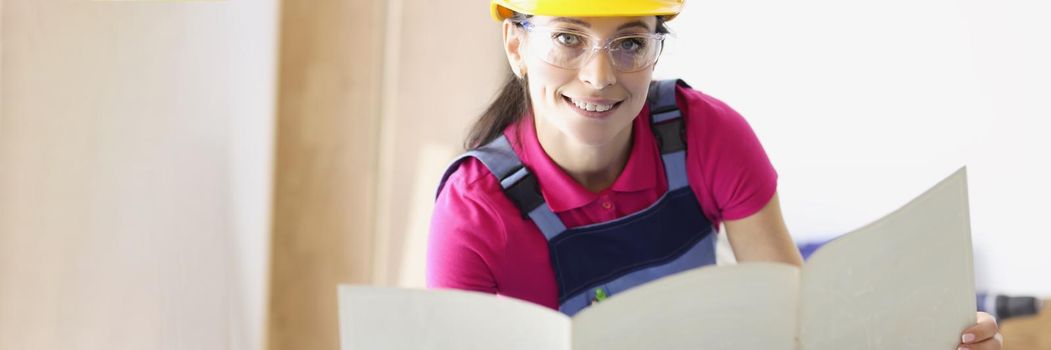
[464,14,670,150]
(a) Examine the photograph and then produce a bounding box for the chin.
[561,121,627,147]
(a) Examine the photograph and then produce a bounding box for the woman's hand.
[959,311,1003,350]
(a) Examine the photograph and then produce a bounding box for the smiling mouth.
[562,94,624,114]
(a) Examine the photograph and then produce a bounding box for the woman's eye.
[617,38,645,51]
[554,33,583,47]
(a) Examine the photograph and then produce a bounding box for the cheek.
[526,61,574,99]
[622,75,653,111]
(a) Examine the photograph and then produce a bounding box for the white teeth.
[568,97,614,113]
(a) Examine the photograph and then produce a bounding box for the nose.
[577,48,616,90]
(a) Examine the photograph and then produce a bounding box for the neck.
[533,117,634,193]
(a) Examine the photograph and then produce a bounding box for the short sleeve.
[426,163,501,293]
[682,86,779,224]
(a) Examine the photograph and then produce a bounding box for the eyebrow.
[616,21,651,32]
[549,18,653,32]
[550,17,591,27]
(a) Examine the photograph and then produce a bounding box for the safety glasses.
[521,21,666,73]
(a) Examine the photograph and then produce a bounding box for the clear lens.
[609,36,660,72]
[523,24,664,73]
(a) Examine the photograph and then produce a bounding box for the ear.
[502,20,526,78]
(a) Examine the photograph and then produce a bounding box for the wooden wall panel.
[268,0,385,349]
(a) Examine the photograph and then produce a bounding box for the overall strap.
[436,135,567,239]
[647,79,691,191]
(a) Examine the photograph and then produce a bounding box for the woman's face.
[504,16,660,147]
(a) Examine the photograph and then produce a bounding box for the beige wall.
[371,0,506,287]
[1,0,504,348]
[0,1,278,349]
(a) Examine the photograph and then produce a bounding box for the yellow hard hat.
[490,0,685,22]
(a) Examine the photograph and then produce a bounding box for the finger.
[958,333,1003,350]
[961,312,999,344]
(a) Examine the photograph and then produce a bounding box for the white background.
[656,0,1050,295]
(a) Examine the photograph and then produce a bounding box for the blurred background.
[0,0,1047,349]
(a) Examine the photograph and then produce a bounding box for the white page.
[798,168,976,349]
[572,263,800,350]
[338,285,571,350]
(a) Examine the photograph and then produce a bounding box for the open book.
[339,168,977,349]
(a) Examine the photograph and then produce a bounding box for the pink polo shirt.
[427,84,778,310]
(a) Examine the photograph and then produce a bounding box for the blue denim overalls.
[437,80,717,316]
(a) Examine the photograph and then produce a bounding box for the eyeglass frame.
[517,20,668,73]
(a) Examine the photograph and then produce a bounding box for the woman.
[428,1,1002,348]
